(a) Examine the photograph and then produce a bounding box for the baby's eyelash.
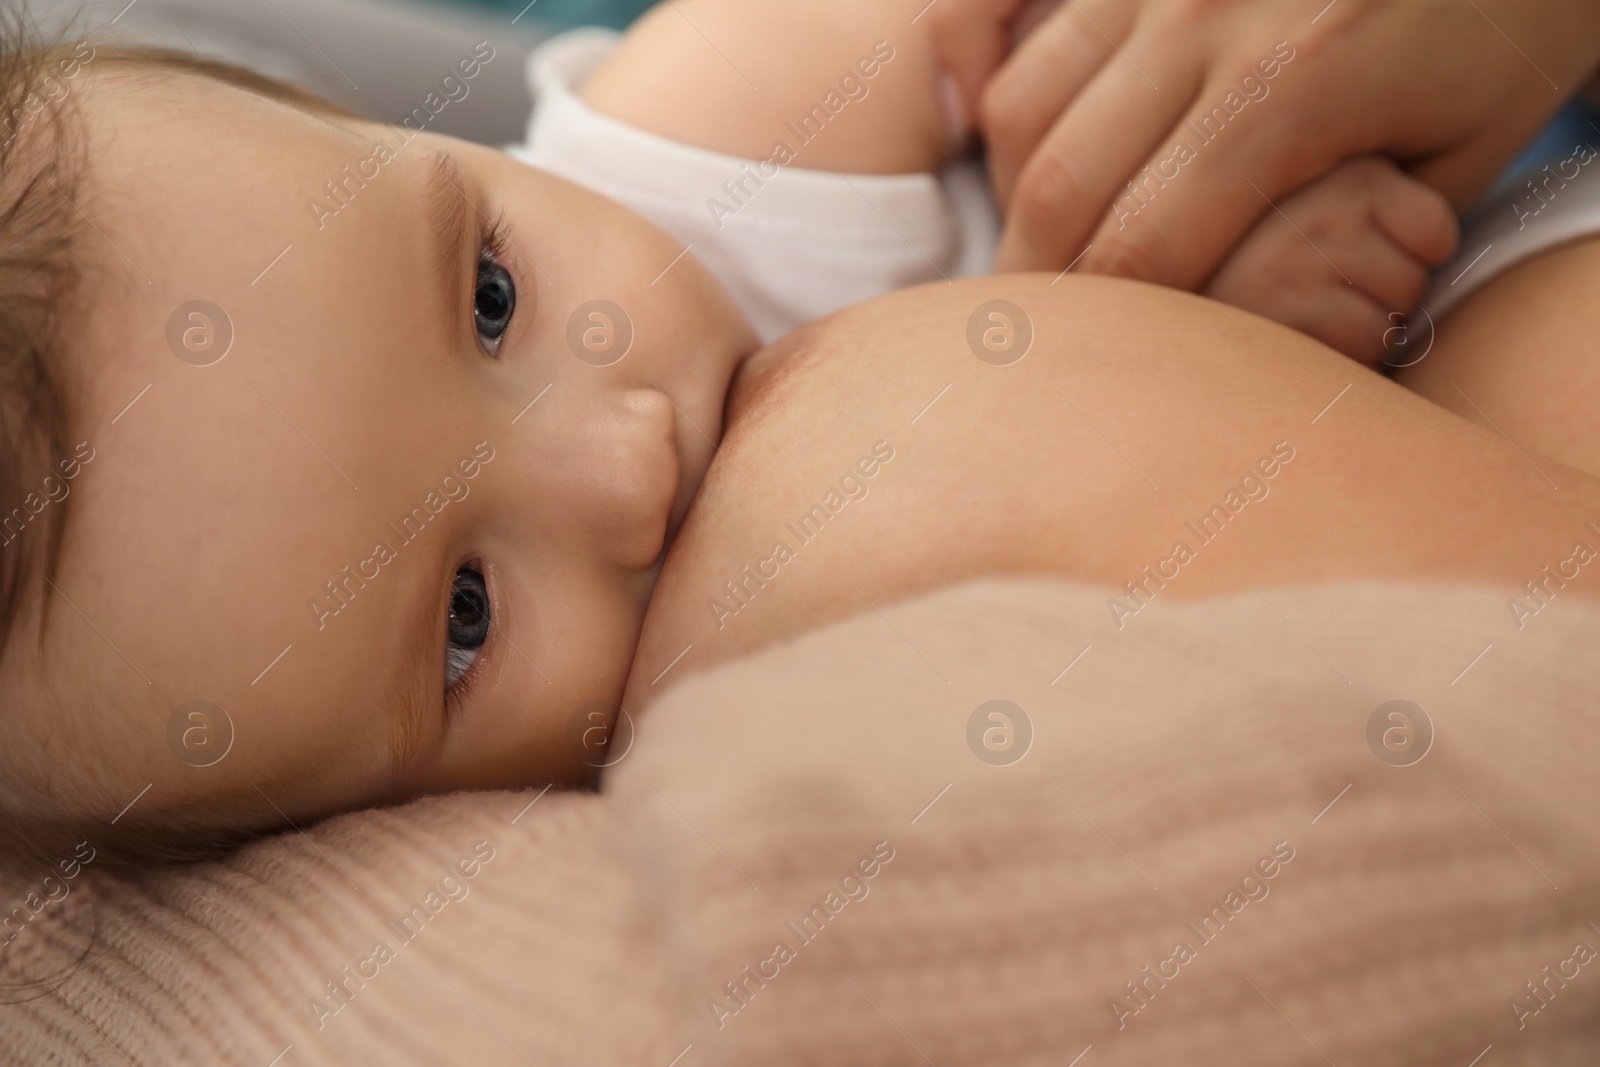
[444,564,492,718]
[444,617,486,721]
[480,210,511,264]
[445,658,479,720]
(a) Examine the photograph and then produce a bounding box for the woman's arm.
[579,0,954,175]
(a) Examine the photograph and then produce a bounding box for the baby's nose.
[500,383,682,571]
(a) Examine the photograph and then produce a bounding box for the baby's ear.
[1373,172,1460,268]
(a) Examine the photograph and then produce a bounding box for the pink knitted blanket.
[4,579,1598,1066]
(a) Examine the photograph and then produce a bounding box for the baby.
[0,0,1457,867]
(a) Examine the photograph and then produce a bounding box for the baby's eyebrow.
[424,149,472,326]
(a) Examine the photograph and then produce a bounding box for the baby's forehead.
[0,52,475,851]
[85,60,360,155]
[88,49,359,124]
[74,69,416,286]
[59,70,449,560]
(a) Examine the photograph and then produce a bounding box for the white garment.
[507,28,997,343]
[1421,144,1600,322]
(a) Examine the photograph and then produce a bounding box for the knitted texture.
[3,578,1597,1065]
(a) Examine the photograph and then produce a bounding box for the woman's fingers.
[927,0,1035,125]
[994,33,1201,273]
[1072,54,1327,290]
[1408,123,1546,215]
[980,0,1138,209]
[947,0,1600,281]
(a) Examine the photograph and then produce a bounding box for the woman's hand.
[932,0,1600,287]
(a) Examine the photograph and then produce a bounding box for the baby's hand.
[1205,157,1458,365]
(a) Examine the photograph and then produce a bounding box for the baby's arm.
[1205,157,1459,364]
[579,0,955,175]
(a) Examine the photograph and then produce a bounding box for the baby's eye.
[445,565,490,689]
[474,252,515,356]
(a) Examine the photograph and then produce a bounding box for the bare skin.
[1,3,1587,848]
[1395,236,1600,477]
[622,269,1600,710]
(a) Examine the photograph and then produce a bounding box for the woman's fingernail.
[939,71,969,148]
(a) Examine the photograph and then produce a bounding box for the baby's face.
[2,68,756,833]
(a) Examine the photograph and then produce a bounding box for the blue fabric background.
[452,0,654,29]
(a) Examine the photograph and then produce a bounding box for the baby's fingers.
[1372,170,1460,268]
[1340,222,1435,316]
[1207,246,1399,365]
[1268,285,1397,367]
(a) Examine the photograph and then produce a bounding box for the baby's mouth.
[661,394,705,548]
[661,338,759,547]
[664,484,691,548]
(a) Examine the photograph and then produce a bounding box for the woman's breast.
[620,274,1156,709]
[622,271,1600,716]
